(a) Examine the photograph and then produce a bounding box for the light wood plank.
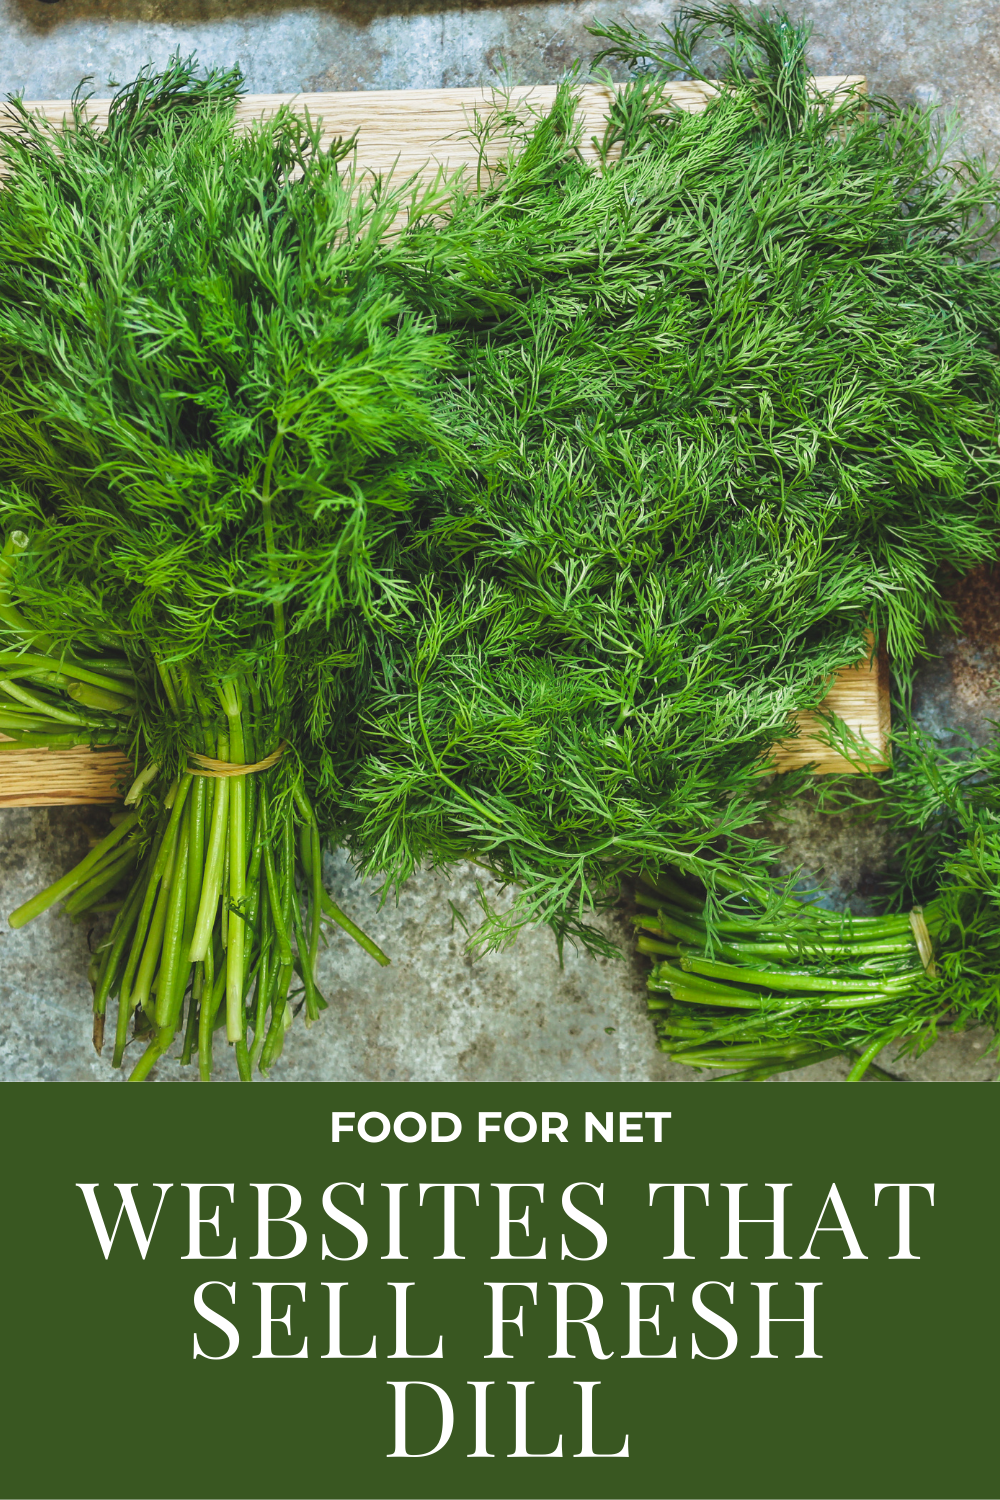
[0,744,131,806]
[17,76,866,183]
[770,637,890,775]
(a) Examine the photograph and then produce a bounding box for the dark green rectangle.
[2,1083,995,1500]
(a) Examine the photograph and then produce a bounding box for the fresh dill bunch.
[639,708,1000,1081]
[330,6,1000,954]
[0,56,459,1078]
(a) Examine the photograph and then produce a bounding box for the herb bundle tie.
[188,743,286,779]
[908,907,937,977]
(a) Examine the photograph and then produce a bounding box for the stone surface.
[0,0,997,1084]
[1,0,998,174]
[1,812,996,1084]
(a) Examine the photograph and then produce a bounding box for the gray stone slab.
[1,0,998,173]
[1,812,995,1083]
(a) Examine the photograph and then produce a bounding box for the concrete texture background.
[0,0,997,1084]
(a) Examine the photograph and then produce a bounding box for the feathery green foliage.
[329,8,1000,956]
[0,57,456,1075]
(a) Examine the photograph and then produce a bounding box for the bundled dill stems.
[334,5,1000,974]
[0,60,456,1079]
[638,709,1000,1081]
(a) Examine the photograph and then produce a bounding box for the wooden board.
[0,743,131,807]
[0,75,882,806]
[769,638,890,775]
[17,77,866,183]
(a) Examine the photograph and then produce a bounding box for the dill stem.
[63,846,139,917]
[260,951,294,1072]
[127,1024,175,1083]
[130,838,178,1019]
[846,1028,902,1082]
[682,954,904,994]
[111,811,174,1065]
[220,680,247,1043]
[198,940,216,1080]
[300,813,322,979]
[188,734,230,960]
[0,651,136,698]
[291,779,389,966]
[249,937,273,1074]
[8,808,140,928]
[290,895,321,1023]
[320,888,391,966]
[259,805,297,1068]
[184,775,207,944]
[263,838,293,967]
[180,987,199,1065]
[154,792,192,1028]
[637,935,682,956]
[91,878,146,1017]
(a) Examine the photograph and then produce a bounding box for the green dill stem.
[91,880,145,1017]
[220,680,247,1043]
[185,775,207,943]
[0,651,136,698]
[155,657,182,715]
[197,949,215,1079]
[643,909,917,961]
[0,599,53,657]
[154,788,192,1028]
[260,956,294,1072]
[263,839,294,967]
[262,824,294,1069]
[320,888,391,966]
[251,964,277,1071]
[670,1001,813,1052]
[197,940,219,1081]
[220,830,230,951]
[180,988,199,1065]
[124,760,161,806]
[291,781,390,967]
[0,730,120,751]
[0,676,105,728]
[290,896,321,1023]
[682,954,905,994]
[308,820,322,977]
[188,737,229,961]
[666,979,790,1010]
[8,809,140,928]
[65,681,131,713]
[281,806,295,930]
[63,846,139,917]
[111,804,177,1062]
[248,939,273,1074]
[708,1052,842,1081]
[673,1040,827,1068]
[845,1028,902,1082]
[637,935,682,957]
[130,840,179,1019]
[127,1024,175,1083]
